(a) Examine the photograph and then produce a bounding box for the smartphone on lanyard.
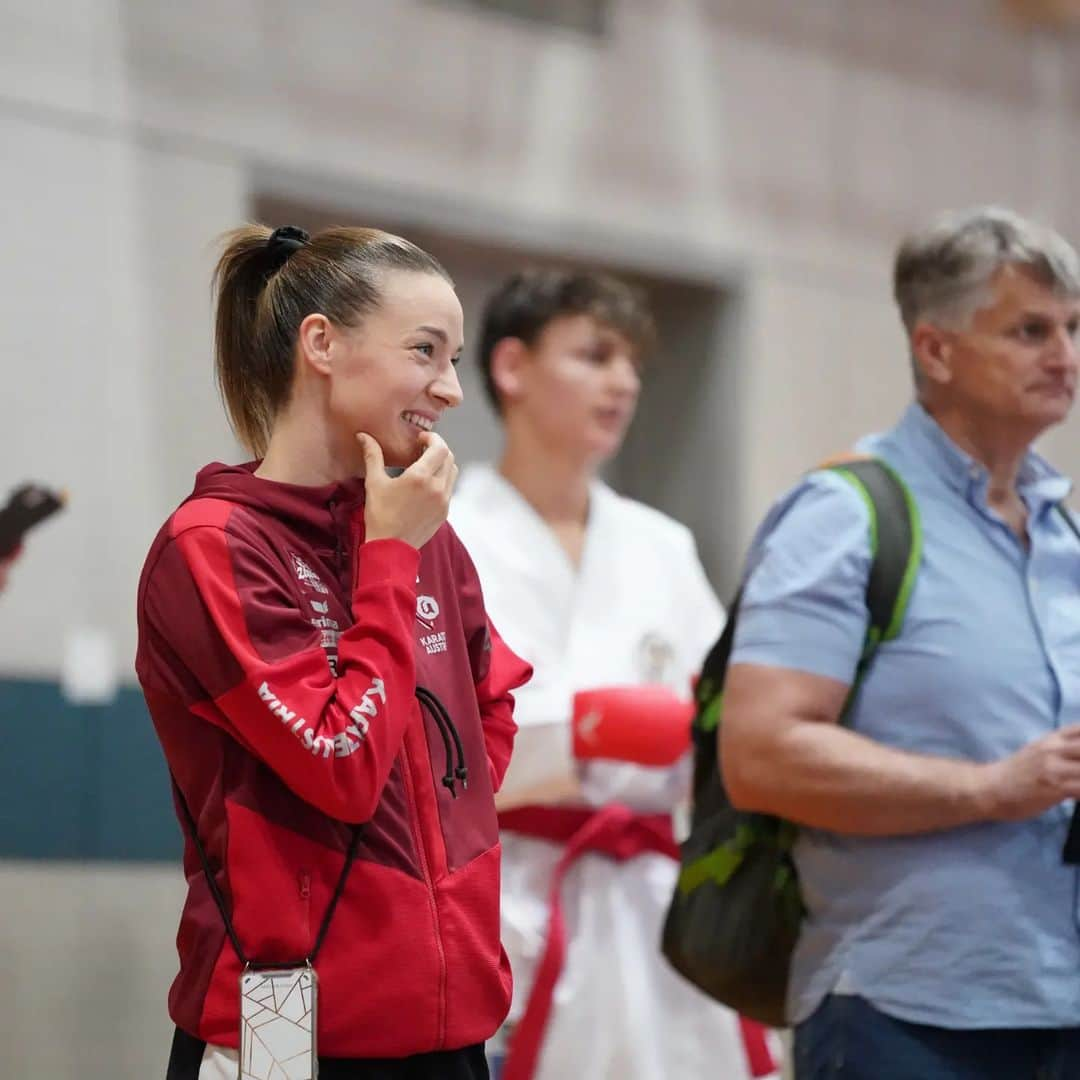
[239,965,318,1079]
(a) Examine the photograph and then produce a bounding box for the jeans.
[795,995,1080,1080]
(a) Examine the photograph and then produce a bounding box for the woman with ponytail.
[137,224,530,1079]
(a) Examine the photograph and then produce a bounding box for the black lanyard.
[171,773,360,968]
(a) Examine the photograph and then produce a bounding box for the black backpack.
[661,457,921,1026]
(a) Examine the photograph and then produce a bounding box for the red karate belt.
[497,803,777,1079]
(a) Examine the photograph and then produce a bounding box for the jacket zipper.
[401,739,448,1048]
[298,871,312,943]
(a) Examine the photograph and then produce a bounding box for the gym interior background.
[3,1,1080,1075]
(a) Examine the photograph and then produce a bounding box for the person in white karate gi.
[450,269,778,1080]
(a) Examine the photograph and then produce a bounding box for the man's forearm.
[725,719,997,836]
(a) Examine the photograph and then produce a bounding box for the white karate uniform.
[450,464,766,1080]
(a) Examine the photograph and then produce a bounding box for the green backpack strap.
[826,457,922,656]
[693,456,921,740]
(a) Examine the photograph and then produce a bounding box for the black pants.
[167,1026,489,1080]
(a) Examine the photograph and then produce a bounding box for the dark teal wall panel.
[0,679,181,861]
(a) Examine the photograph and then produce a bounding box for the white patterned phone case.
[239,965,318,1080]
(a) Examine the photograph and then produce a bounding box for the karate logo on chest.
[416,578,446,655]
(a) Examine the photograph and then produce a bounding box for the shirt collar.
[896,402,1072,510]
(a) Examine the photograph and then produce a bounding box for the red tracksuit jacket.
[135,462,531,1057]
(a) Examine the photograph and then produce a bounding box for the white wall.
[3,0,1080,1074]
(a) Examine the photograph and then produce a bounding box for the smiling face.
[497,313,642,467]
[915,264,1080,442]
[318,269,465,468]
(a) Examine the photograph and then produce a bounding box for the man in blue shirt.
[723,206,1080,1079]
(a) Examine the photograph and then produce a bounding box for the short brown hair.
[212,224,452,455]
[476,268,655,412]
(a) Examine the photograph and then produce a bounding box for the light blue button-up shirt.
[730,402,1080,1028]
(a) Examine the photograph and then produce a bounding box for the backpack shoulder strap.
[694,584,741,732]
[693,456,921,738]
[823,456,921,647]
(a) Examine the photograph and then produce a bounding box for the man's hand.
[358,432,458,551]
[981,724,1080,821]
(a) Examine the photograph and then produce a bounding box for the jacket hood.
[187,461,366,545]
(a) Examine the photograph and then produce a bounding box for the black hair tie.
[265,225,310,272]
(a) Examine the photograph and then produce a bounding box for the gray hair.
[894,206,1080,336]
